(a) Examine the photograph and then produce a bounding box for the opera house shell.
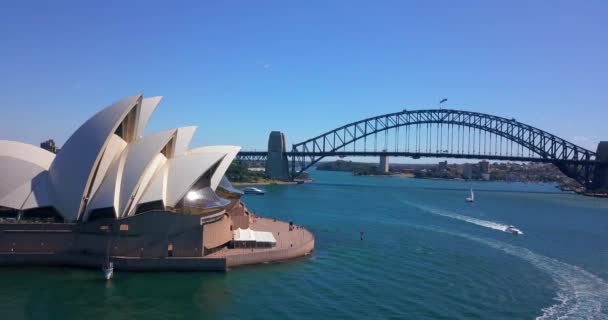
[1,94,241,222]
[0,94,314,271]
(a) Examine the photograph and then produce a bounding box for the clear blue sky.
[1,0,606,155]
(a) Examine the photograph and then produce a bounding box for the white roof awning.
[253,230,276,243]
[233,228,256,241]
[233,228,276,244]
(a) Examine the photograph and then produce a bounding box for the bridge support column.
[592,141,608,191]
[265,131,290,180]
[379,154,389,173]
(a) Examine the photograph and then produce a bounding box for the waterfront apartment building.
[463,163,473,179]
[479,160,490,174]
[40,139,57,153]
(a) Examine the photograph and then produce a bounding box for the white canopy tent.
[233,228,256,242]
[253,230,277,244]
[232,228,276,247]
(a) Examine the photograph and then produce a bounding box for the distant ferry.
[243,187,265,195]
[505,225,523,235]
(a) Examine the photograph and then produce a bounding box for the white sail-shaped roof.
[84,129,176,219]
[49,95,142,221]
[164,152,226,207]
[117,129,176,217]
[125,153,167,217]
[0,179,35,209]
[0,171,52,211]
[21,172,54,210]
[0,140,55,202]
[0,140,55,169]
[88,134,128,200]
[136,96,163,138]
[0,158,48,202]
[174,126,197,156]
[1,93,243,223]
[82,149,125,220]
[188,145,241,190]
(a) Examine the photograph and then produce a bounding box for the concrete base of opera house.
[208,217,315,268]
[0,214,314,272]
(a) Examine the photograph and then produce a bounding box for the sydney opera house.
[0,94,314,270]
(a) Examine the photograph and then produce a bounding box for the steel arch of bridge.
[289,109,597,186]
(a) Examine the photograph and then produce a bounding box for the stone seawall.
[215,217,315,267]
[226,238,314,267]
[0,253,227,271]
[0,215,315,271]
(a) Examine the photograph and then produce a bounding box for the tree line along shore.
[316,160,585,192]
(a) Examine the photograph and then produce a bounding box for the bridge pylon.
[592,141,608,191]
[265,131,290,180]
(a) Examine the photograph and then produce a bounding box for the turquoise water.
[1,169,608,319]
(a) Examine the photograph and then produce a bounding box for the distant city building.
[463,163,473,179]
[481,173,490,181]
[479,160,490,174]
[379,152,389,173]
[40,139,57,153]
[438,160,448,172]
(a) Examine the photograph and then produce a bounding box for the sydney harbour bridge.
[236,109,608,190]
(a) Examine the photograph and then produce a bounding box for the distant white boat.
[243,187,265,195]
[505,225,523,235]
[465,188,475,202]
[102,261,113,280]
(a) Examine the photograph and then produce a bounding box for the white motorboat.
[102,261,114,280]
[465,188,475,202]
[243,187,265,195]
[505,225,523,235]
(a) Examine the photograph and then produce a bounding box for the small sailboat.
[101,225,113,280]
[102,261,114,280]
[465,188,475,202]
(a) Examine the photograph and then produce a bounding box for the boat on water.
[102,261,114,280]
[243,187,265,195]
[505,225,523,235]
[465,188,475,202]
[101,225,113,280]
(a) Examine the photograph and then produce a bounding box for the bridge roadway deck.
[237,151,599,165]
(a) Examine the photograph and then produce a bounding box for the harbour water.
[1,169,607,319]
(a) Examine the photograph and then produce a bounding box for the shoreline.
[321,169,608,197]
[326,170,564,184]
[232,181,298,186]
[232,179,313,186]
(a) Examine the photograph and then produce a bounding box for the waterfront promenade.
[206,217,315,267]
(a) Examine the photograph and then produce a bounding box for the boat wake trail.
[409,203,512,233]
[439,229,608,320]
[404,202,608,319]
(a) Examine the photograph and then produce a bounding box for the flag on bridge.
[439,98,448,104]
